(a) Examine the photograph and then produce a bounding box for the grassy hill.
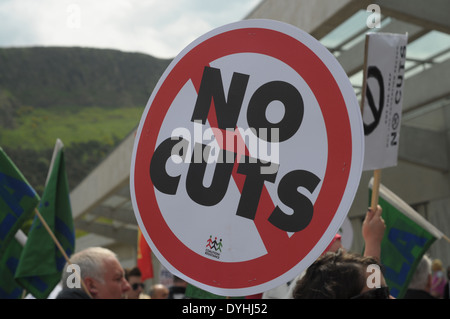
[0,47,171,193]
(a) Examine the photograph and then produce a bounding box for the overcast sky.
[0,0,260,59]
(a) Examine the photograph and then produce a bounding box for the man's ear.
[84,277,98,297]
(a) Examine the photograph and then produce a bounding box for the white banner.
[362,32,408,171]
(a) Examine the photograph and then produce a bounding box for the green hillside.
[0,47,171,193]
[0,105,144,149]
[0,47,170,110]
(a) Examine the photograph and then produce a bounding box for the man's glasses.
[131,283,145,291]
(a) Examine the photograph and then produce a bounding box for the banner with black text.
[362,33,408,170]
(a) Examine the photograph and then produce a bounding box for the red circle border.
[133,25,353,290]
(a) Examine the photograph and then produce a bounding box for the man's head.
[149,284,169,299]
[408,255,432,292]
[125,267,144,299]
[61,247,131,299]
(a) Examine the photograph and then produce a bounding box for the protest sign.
[131,19,364,296]
[362,32,408,171]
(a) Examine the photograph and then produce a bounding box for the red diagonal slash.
[191,70,291,255]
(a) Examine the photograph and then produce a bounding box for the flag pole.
[34,208,92,298]
[370,169,381,211]
[442,234,450,244]
[360,34,382,212]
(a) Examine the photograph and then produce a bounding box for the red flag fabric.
[137,228,153,280]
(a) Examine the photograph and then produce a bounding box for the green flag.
[185,283,244,299]
[369,178,444,299]
[15,139,75,299]
[0,234,26,299]
[0,147,40,299]
[0,147,40,257]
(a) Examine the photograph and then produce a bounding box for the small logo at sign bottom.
[205,235,223,259]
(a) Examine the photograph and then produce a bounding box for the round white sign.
[130,19,364,296]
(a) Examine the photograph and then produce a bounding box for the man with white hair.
[56,247,131,299]
[403,254,437,299]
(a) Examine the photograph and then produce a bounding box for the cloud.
[0,0,260,58]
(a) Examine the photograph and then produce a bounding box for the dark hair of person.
[292,250,382,299]
[125,267,142,281]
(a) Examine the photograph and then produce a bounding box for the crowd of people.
[54,205,450,299]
